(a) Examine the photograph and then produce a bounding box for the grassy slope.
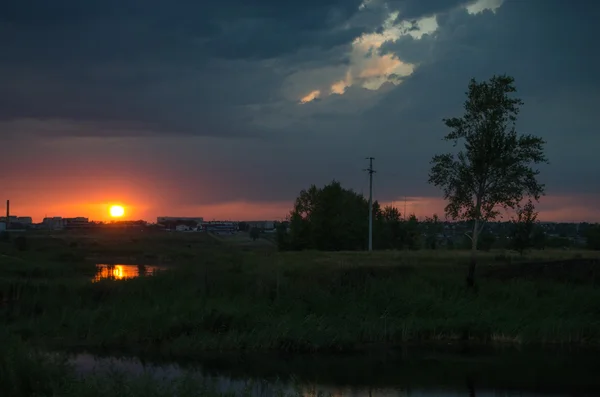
[1,231,600,357]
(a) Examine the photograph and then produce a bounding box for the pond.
[93,264,163,282]
[69,346,600,396]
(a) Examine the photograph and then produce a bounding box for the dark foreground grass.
[1,232,600,356]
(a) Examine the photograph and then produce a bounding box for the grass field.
[1,230,600,359]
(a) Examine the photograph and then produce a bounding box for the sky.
[1,0,599,223]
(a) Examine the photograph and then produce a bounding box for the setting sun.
[109,205,125,218]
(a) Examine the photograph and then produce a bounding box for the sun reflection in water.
[93,264,161,282]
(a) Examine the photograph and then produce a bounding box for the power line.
[363,157,376,252]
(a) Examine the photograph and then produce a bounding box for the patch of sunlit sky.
[299,10,438,103]
[300,89,321,104]
[299,0,506,104]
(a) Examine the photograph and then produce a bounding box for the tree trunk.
[467,219,479,289]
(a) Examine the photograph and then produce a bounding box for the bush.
[249,227,261,241]
[0,332,72,395]
[13,235,28,251]
[52,250,85,263]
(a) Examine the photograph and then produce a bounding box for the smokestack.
[6,200,9,230]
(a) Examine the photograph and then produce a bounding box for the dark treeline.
[274,180,600,253]
[275,180,422,251]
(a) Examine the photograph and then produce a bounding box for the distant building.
[0,222,5,231]
[16,217,32,225]
[246,220,275,230]
[64,217,90,229]
[104,220,148,229]
[0,215,33,229]
[157,217,204,225]
[42,217,64,230]
[202,221,236,234]
[158,216,204,231]
[1,216,20,223]
[40,216,90,230]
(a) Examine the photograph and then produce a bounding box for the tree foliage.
[287,181,369,251]
[374,205,402,249]
[429,75,547,227]
[404,214,422,251]
[374,206,421,250]
[274,221,290,251]
[428,74,548,287]
[282,181,421,251]
[510,199,539,255]
[423,214,443,249]
[585,224,600,251]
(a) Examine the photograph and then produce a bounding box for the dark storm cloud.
[387,0,469,19]
[0,0,471,137]
[379,34,434,65]
[1,0,375,66]
[1,0,370,135]
[363,0,600,199]
[0,59,287,138]
[383,1,600,95]
[2,0,599,215]
[2,0,364,58]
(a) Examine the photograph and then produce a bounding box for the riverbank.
[1,232,599,354]
[66,346,600,395]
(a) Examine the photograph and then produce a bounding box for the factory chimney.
[5,200,9,230]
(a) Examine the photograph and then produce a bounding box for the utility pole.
[364,157,376,251]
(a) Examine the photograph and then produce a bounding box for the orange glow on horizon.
[3,195,600,224]
[380,195,600,223]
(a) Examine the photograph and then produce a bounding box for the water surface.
[93,264,163,282]
[70,347,600,396]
